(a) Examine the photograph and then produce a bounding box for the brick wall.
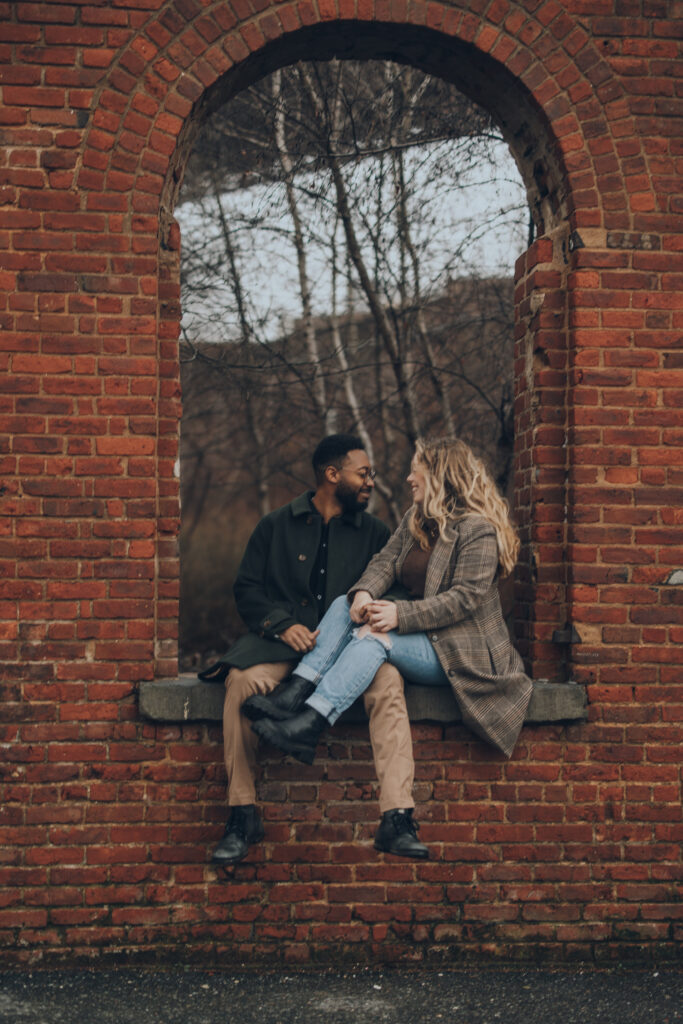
[1,0,681,964]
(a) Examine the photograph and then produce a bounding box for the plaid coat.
[352,510,532,758]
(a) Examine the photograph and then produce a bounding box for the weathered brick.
[1,0,682,968]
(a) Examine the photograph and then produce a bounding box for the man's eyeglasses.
[354,468,377,481]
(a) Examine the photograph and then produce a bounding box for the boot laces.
[390,810,418,837]
[227,807,253,841]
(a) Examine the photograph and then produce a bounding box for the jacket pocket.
[486,639,508,676]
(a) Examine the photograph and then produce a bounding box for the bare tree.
[176,59,528,661]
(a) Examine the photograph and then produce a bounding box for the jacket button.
[431,635,438,642]
[301,599,308,606]
[448,669,455,677]
[298,553,307,561]
[306,516,313,525]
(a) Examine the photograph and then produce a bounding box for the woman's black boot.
[242,674,315,722]
[251,706,327,764]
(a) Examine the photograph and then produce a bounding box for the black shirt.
[309,508,330,620]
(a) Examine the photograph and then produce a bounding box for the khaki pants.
[223,661,414,812]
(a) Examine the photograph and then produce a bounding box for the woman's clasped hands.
[349,591,398,633]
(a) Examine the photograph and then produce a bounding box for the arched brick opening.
[166,40,572,683]
[70,3,645,687]
[92,11,635,686]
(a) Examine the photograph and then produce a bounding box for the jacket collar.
[291,491,363,528]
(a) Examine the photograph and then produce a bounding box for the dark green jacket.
[223,492,391,669]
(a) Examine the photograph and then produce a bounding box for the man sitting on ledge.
[199,434,427,864]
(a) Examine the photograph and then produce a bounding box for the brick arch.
[77,0,645,236]
[75,1,644,681]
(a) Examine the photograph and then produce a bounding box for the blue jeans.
[296,595,448,724]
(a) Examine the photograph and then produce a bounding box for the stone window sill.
[139,676,587,724]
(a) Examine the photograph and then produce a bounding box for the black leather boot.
[211,805,264,865]
[251,706,327,764]
[242,674,315,722]
[374,808,429,859]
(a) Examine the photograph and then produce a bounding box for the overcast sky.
[177,136,528,345]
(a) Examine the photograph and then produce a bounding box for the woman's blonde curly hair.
[408,437,520,577]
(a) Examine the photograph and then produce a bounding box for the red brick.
[1,0,682,968]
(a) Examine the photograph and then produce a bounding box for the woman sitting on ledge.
[244,437,532,792]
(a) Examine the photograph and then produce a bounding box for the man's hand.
[349,590,373,624]
[364,600,398,633]
[279,624,320,653]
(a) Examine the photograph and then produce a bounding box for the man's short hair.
[312,433,365,484]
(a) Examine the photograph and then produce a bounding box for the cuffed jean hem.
[306,691,339,723]
[295,663,322,685]
[306,632,389,725]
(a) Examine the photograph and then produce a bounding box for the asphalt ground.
[0,965,681,1024]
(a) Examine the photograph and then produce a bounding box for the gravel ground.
[0,965,681,1024]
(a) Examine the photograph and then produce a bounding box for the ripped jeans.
[296,595,449,724]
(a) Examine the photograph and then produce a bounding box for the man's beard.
[335,480,370,513]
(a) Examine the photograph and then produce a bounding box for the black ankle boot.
[211,805,264,865]
[251,706,327,764]
[242,674,315,722]
[374,808,429,859]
